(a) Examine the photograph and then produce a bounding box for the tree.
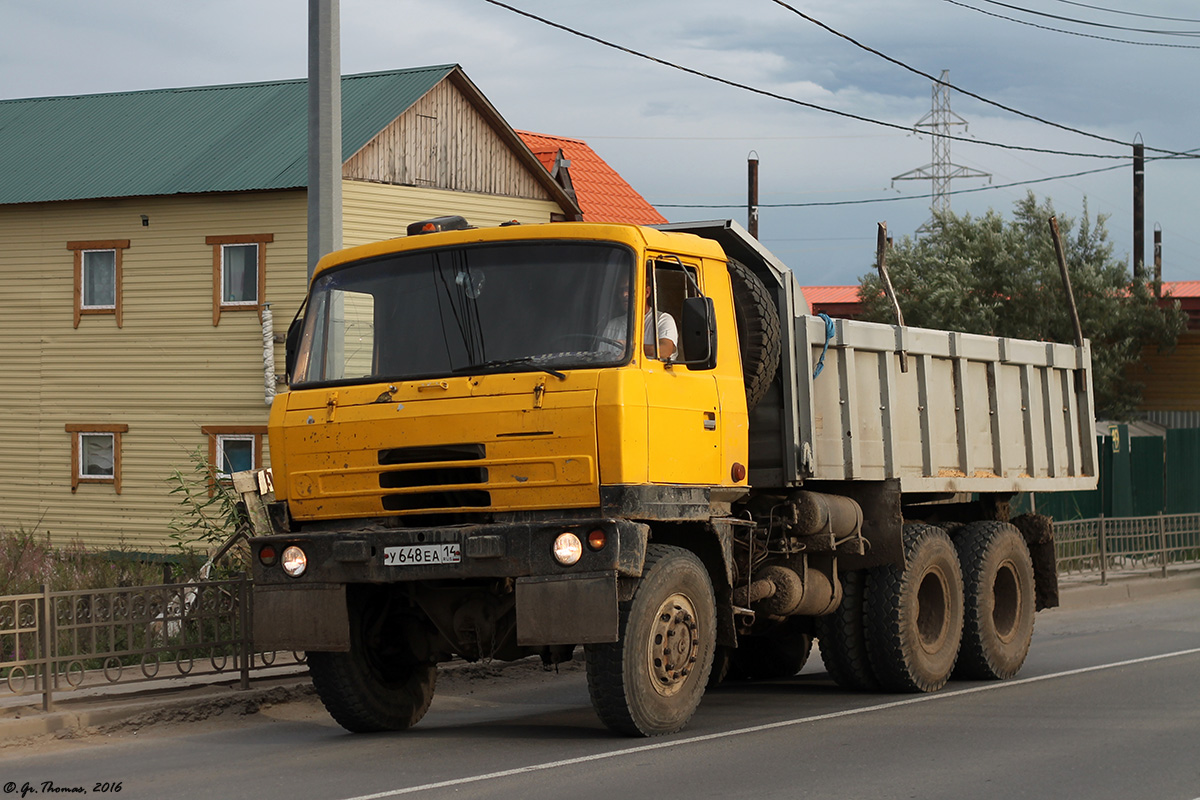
[858,193,1186,420]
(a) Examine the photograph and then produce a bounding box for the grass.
[0,523,186,597]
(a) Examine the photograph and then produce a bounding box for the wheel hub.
[647,592,700,697]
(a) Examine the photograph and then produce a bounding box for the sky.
[4,0,1198,286]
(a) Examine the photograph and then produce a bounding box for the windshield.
[291,241,634,386]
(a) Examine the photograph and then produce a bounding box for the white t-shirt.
[600,311,677,357]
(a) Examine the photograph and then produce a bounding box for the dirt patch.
[96,683,317,734]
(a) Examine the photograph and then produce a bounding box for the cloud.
[3,0,1197,281]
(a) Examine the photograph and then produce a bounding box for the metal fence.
[0,575,298,712]
[1054,512,1200,583]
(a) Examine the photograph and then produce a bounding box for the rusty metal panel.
[515,572,618,646]
[253,584,349,652]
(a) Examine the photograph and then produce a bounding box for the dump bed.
[657,220,1099,493]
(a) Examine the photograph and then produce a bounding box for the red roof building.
[517,131,667,225]
[802,285,865,319]
[803,281,1200,329]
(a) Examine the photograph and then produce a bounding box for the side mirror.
[679,297,717,370]
[285,316,304,382]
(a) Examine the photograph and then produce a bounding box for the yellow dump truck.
[245,216,1097,736]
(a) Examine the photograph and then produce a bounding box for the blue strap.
[813,313,835,379]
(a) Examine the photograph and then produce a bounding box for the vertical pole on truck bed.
[747,153,759,240]
[1049,216,1087,395]
[875,222,908,373]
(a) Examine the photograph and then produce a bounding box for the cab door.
[643,258,723,485]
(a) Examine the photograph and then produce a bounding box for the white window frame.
[81,249,118,310]
[216,434,256,479]
[221,243,260,307]
[78,432,115,479]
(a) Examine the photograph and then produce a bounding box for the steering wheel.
[548,333,624,350]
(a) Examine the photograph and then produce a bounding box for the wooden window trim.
[68,240,130,328]
[201,425,267,495]
[65,423,129,493]
[207,234,273,326]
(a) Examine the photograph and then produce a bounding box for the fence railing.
[1054,512,1200,583]
[0,575,300,712]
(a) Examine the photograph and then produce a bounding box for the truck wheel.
[866,524,963,693]
[728,258,781,411]
[729,618,812,680]
[585,544,716,736]
[953,521,1036,681]
[816,569,879,691]
[307,600,437,733]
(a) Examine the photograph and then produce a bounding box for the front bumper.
[250,517,649,586]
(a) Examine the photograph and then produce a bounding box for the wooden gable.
[343,73,556,203]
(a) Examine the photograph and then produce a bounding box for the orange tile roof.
[802,285,862,304]
[1164,281,1200,298]
[517,131,667,225]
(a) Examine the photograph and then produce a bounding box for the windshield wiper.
[452,357,566,381]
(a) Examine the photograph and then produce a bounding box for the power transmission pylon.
[892,70,990,233]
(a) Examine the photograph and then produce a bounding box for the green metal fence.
[1023,425,1200,522]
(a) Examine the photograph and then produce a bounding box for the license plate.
[383,543,462,566]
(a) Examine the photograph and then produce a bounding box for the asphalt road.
[3,590,1198,800]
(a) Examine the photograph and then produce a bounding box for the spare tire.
[727,259,781,411]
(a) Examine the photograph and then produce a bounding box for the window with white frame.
[216,434,255,477]
[207,234,273,325]
[201,425,266,490]
[82,250,117,309]
[66,423,128,492]
[80,433,115,478]
[68,239,129,328]
[222,244,259,305]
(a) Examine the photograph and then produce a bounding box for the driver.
[600,275,677,360]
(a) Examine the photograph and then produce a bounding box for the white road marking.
[340,646,1200,800]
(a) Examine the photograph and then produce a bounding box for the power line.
[654,161,1133,208]
[944,0,1200,48]
[481,0,1141,161]
[769,0,1199,158]
[975,0,1200,35]
[1049,0,1200,24]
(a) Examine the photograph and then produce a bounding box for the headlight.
[281,546,308,577]
[552,532,583,566]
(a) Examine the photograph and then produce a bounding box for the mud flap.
[515,572,619,646]
[253,584,350,651]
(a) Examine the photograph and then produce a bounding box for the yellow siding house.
[0,65,580,550]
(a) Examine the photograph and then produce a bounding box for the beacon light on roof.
[406,215,473,236]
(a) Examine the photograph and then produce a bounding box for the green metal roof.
[0,65,458,205]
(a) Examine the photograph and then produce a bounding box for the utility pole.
[308,0,342,280]
[1133,135,1145,281]
[892,70,989,233]
[747,152,759,240]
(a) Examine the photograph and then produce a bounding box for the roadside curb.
[1059,569,1200,610]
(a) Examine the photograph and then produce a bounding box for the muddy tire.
[728,258,781,411]
[729,618,812,681]
[816,569,879,691]
[866,524,963,693]
[953,521,1036,681]
[585,545,716,736]
[307,596,437,733]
